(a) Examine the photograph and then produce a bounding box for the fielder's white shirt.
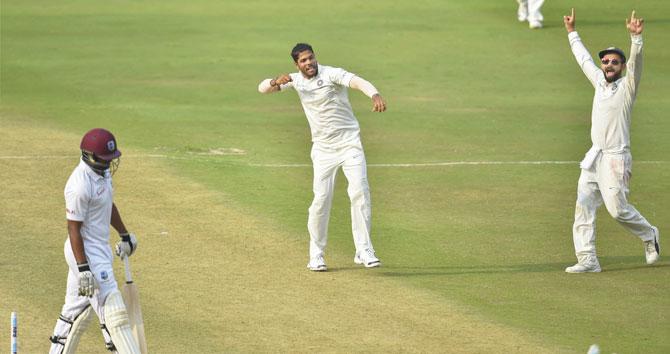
[281,65,360,148]
[569,32,643,156]
[64,160,114,263]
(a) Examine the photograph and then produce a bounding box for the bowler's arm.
[349,76,386,112]
[258,74,292,93]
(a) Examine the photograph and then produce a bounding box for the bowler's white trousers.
[572,150,656,257]
[308,140,374,258]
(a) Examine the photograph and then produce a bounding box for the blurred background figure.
[517,0,545,29]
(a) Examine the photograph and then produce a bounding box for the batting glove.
[77,263,95,297]
[115,232,138,258]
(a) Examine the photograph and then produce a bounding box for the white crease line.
[247,160,669,167]
[251,161,576,168]
[248,163,312,167]
[370,161,579,167]
[1,155,667,167]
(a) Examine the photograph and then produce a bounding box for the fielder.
[563,9,660,273]
[258,43,386,271]
[517,0,545,29]
[49,128,141,353]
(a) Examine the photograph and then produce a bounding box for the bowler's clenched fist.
[372,94,386,112]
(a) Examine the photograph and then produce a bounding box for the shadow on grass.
[598,255,670,272]
[326,265,380,273]
[370,256,668,277]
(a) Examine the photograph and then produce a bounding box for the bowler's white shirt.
[281,65,360,148]
[569,32,643,154]
[64,159,114,263]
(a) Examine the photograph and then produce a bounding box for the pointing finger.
[571,8,575,19]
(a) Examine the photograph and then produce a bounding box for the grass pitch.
[2,0,669,353]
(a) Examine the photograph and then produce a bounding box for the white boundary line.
[1,155,667,167]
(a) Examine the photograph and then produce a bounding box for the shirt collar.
[600,76,623,90]
[79,159,109,181]
[301,65,322,81]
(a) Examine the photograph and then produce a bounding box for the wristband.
[77,262,90,272]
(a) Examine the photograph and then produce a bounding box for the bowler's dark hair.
[291,43,314,62]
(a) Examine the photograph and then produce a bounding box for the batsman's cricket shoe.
[644,226,660,265]
[565,255,601,273]
[354,249,381,268]
[307,255,327,272]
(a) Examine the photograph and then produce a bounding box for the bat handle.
[123,255,133,283]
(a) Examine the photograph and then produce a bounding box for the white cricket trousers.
[49,240,118,353]
[308,140,374,259]
[572,152,656,257]
[517,0,544,22]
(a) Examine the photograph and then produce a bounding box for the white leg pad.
[104,290,140,354]
[49,305,94,354]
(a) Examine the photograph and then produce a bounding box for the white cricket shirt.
[569,32,643,155]
[64,159,114,263]
[281,65,360,148]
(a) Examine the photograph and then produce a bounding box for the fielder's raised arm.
[564,8,601,87]
[563,7,575,33]
[625,10,644,92]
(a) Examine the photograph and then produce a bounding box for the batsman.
[563,9,660,273]
[258,43,386,271]
[49,128,141,353]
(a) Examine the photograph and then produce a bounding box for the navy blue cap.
[598,47,626,63]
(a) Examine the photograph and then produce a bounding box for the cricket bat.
[122,255,149,354]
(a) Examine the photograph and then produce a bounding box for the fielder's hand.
[77,263,95,297]
[271,74,292,87]
[115,232,138,258]
[563,8,576,33]
[626,10,643,35]
[372,94,387,112]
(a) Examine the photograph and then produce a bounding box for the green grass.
[2,0,669,353]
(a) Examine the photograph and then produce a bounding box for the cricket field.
[1,0,668,352]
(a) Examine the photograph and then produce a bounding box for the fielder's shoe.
[644,227,660,265]
[529,21,543,29]
[517,3,528,22]
[565,255,601,273]
[354,249,381,268]
[307,255,327,272]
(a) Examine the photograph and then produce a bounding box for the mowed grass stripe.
[0,120,560,353]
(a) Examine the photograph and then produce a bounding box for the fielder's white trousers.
[49,240,118,353]
[517,0,544,22]
[572,151,656,258]
[308,140,374,259]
